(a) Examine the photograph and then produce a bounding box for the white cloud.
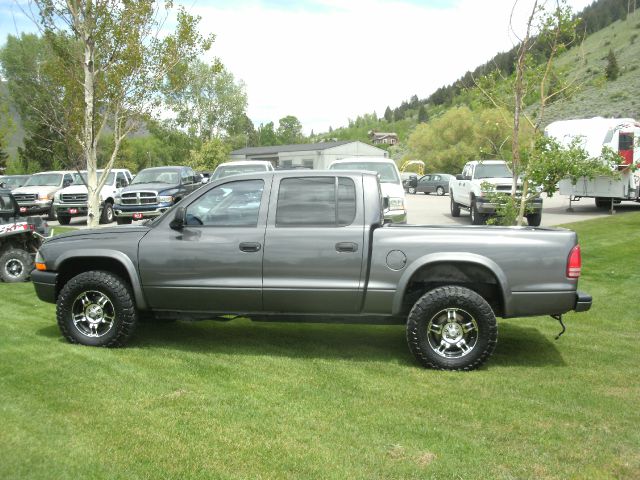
[193,0,593,134]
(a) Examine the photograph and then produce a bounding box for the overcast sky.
[1,0,594,134]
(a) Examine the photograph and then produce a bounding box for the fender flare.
[391,252,510,316]
[53,249,148,310]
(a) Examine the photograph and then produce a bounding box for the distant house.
[230,141,388,170]
[368,130,399,146]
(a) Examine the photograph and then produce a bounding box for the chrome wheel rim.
[409,187,415,194]
[71,290,116,338]
[106,205,114,222]
[437,187,444,195]
[427,308,478,358]
[5,258,24,278]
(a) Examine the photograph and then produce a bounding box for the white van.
[328,157,407,223]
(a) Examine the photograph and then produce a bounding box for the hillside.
[325,9,640,155]
[543,11,640,124]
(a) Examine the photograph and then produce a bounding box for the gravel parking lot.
[46,192,640,229]
[406,192,640,226]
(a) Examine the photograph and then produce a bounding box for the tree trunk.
[83,40,99,228]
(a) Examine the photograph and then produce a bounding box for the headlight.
[39,192,53,200]
[115,194,121,202]
[157,195,173,203]
[53,192,61,201]
[35,250,47,271]
[388,197,405,210]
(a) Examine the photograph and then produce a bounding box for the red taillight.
[567,245,581,278]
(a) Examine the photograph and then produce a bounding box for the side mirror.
[169,207,185,231]
[63,180,72,187]
[455,174,463,180]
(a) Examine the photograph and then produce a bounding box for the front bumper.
[16,200,52,215]
[475,197,543,214]
[31,270,58,304]
[384,209,407,224]
[114,203,173,219]
[53,201,106,217]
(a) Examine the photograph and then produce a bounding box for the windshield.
[1,176,28,187]
[474,163,512,179]
[211,164,267,180]
[72,171,115,186]
[330,162,400,183]
[131,169,179,185]
[23,173,63,187]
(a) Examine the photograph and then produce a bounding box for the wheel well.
[104,197,114,205]
[400,262,504,317]
[56,257,131,298]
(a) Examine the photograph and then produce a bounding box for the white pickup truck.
[449,160,543,226]
[53,169,133,225]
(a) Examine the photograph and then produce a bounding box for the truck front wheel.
[406,286,498,371]
[56,270,138,347]
[450,194,461,217]
[99,202,114,224]
[470,199,486,225]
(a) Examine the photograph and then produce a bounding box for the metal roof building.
[230,141,388,170]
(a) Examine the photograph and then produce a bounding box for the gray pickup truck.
[32,171,591,370]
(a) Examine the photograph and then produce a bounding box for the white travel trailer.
[545,117,640,208]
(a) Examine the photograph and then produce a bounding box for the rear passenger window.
[276,177,356,227]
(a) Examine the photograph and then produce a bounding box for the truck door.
[138,178,268,313]
[262,175,365,314]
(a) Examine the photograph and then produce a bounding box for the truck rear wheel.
[406,286,498,371]
[56,270,138,347]
[450,194,461,217]
[0,248,33,283]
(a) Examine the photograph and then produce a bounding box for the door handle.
[239,242,261,252]
[335,242,358,253]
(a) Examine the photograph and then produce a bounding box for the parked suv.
[53,169,133,225]
[12,171,79,220]
[329,157,407,223]
[449,160,543,226]
[210,161,274,181]
[114,166,200,224]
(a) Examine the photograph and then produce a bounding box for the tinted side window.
[185,179,264,227]
[276,177,356,227]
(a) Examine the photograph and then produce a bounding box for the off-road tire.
[406,286,497,371]
[450,193,461,217]
[116,217,132,225]
[0,248,33,283]
[57,215,71,225]
[56,270,138,347]
[470,199,486,225]
[436,186,445,196]
[526,212,542,227]
[99,202,114,224]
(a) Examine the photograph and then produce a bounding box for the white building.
[229,141,388,170]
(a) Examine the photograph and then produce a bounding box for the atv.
[0,187,49,282]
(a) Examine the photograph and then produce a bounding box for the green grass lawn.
[1,214,639,479]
